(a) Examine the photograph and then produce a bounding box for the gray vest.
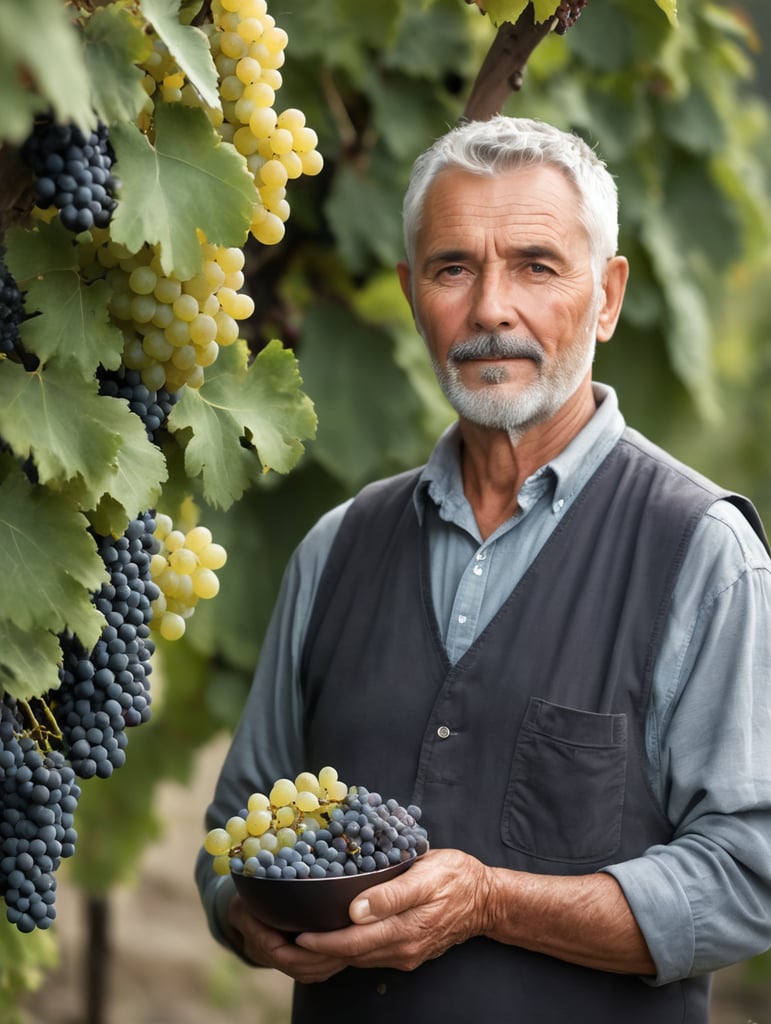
[297,428,766,1024]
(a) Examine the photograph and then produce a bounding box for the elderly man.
[196,116,771,1023]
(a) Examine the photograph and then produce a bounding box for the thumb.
[349,895,378,925]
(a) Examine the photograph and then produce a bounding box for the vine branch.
[462,4,556,122]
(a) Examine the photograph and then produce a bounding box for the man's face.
[399,164,617,438]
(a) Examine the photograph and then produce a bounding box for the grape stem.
[18,695,62,750]
[462,4,556,122]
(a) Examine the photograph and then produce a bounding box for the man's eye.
[530,263,552,274]
[440,265,464,277]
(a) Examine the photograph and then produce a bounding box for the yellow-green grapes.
[206,0,324,244]
[79,231,253,393]
[138,4,323,247]
[204,766,351,875]
[150,514,228,641]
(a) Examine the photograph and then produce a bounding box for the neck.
[459,384,597,540]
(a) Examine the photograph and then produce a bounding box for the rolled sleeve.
[607,501,771,982]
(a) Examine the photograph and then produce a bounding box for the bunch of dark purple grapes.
[54,513,160,780]
[554,0,589,34]
[0,248,26,358]
[97,365,179,443]
[21,118,119,233]
[0,697,80,932]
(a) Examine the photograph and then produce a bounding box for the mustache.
[448,334,545,365]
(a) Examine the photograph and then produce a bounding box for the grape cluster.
[139,0,324,248]
[83,233,253,393]
[97,365,178,443]
[54,514,160,780]
[21,119,119,233]
[205,767,429,879]
[0,703,80,932]
[150,514,228,641]
[205,0,324,245]
[0,249,26,358]
[553,0,590,34]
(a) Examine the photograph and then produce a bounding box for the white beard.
[428,303,600,444]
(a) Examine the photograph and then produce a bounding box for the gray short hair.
[402,116,620,283]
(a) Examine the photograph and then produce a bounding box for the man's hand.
[293,848,490,970]
[228,895,350,984]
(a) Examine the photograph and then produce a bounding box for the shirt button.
[437,725,451,739]
[458,614,467,624]
[475,550,487,561]
[473,565,483,576]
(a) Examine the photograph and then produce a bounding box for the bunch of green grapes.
[205,0,324,245]
[138,2,324,246]
[205,767,429,880]
[149,513,228,641]
[205,766,352,875]
[79,230,253,393]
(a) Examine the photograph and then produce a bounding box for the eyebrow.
[423,244,567,272]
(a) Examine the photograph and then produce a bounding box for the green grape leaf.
[0,0,94,143]
[640,209,717,420]
[478,1,530,28]
[5,221,124,374]
[109,103,255,278]
[0,469,106,644]
[0,915,58,1017]
[83,3,154,128]
[63,398,168,530]
[654,0,678,28]
[531,0,561,24]
[0,617,62,700]
[298,304,430,489]
[0,361,164,512]
[168,340,317,508]
[139,0,220,110]
[325,164,405,274]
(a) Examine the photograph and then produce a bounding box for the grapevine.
[0,0,320,934]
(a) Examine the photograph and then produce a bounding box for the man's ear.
[596,255,629,343]
[397,260,413,313]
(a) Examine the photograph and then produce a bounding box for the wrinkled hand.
[229,895,348,984]
[294,848,491,971]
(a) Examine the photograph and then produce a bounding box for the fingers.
[231,899,349,984]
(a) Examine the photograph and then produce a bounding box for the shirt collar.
[414,382,626,525]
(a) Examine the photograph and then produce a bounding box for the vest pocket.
[501,697,627,864]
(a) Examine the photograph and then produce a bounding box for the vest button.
[376,982,387,995]
[437,725,451,739]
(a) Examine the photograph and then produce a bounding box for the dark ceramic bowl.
[232,855,420,933]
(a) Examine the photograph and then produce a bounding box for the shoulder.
[616,428,769,554]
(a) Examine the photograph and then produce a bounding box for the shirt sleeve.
[194,500,351,954]
[603,499,771,984]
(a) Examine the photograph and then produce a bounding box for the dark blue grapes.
[0,248,26,357]
[21,118,119,233]
[0,726,80,932]
[55,513,161,780]
[97,365,179,442]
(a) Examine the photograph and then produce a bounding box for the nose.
[469,266,517,333]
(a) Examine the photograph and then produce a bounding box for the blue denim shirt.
[197,383,771,984]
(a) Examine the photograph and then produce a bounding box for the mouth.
[448,335,544,367]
